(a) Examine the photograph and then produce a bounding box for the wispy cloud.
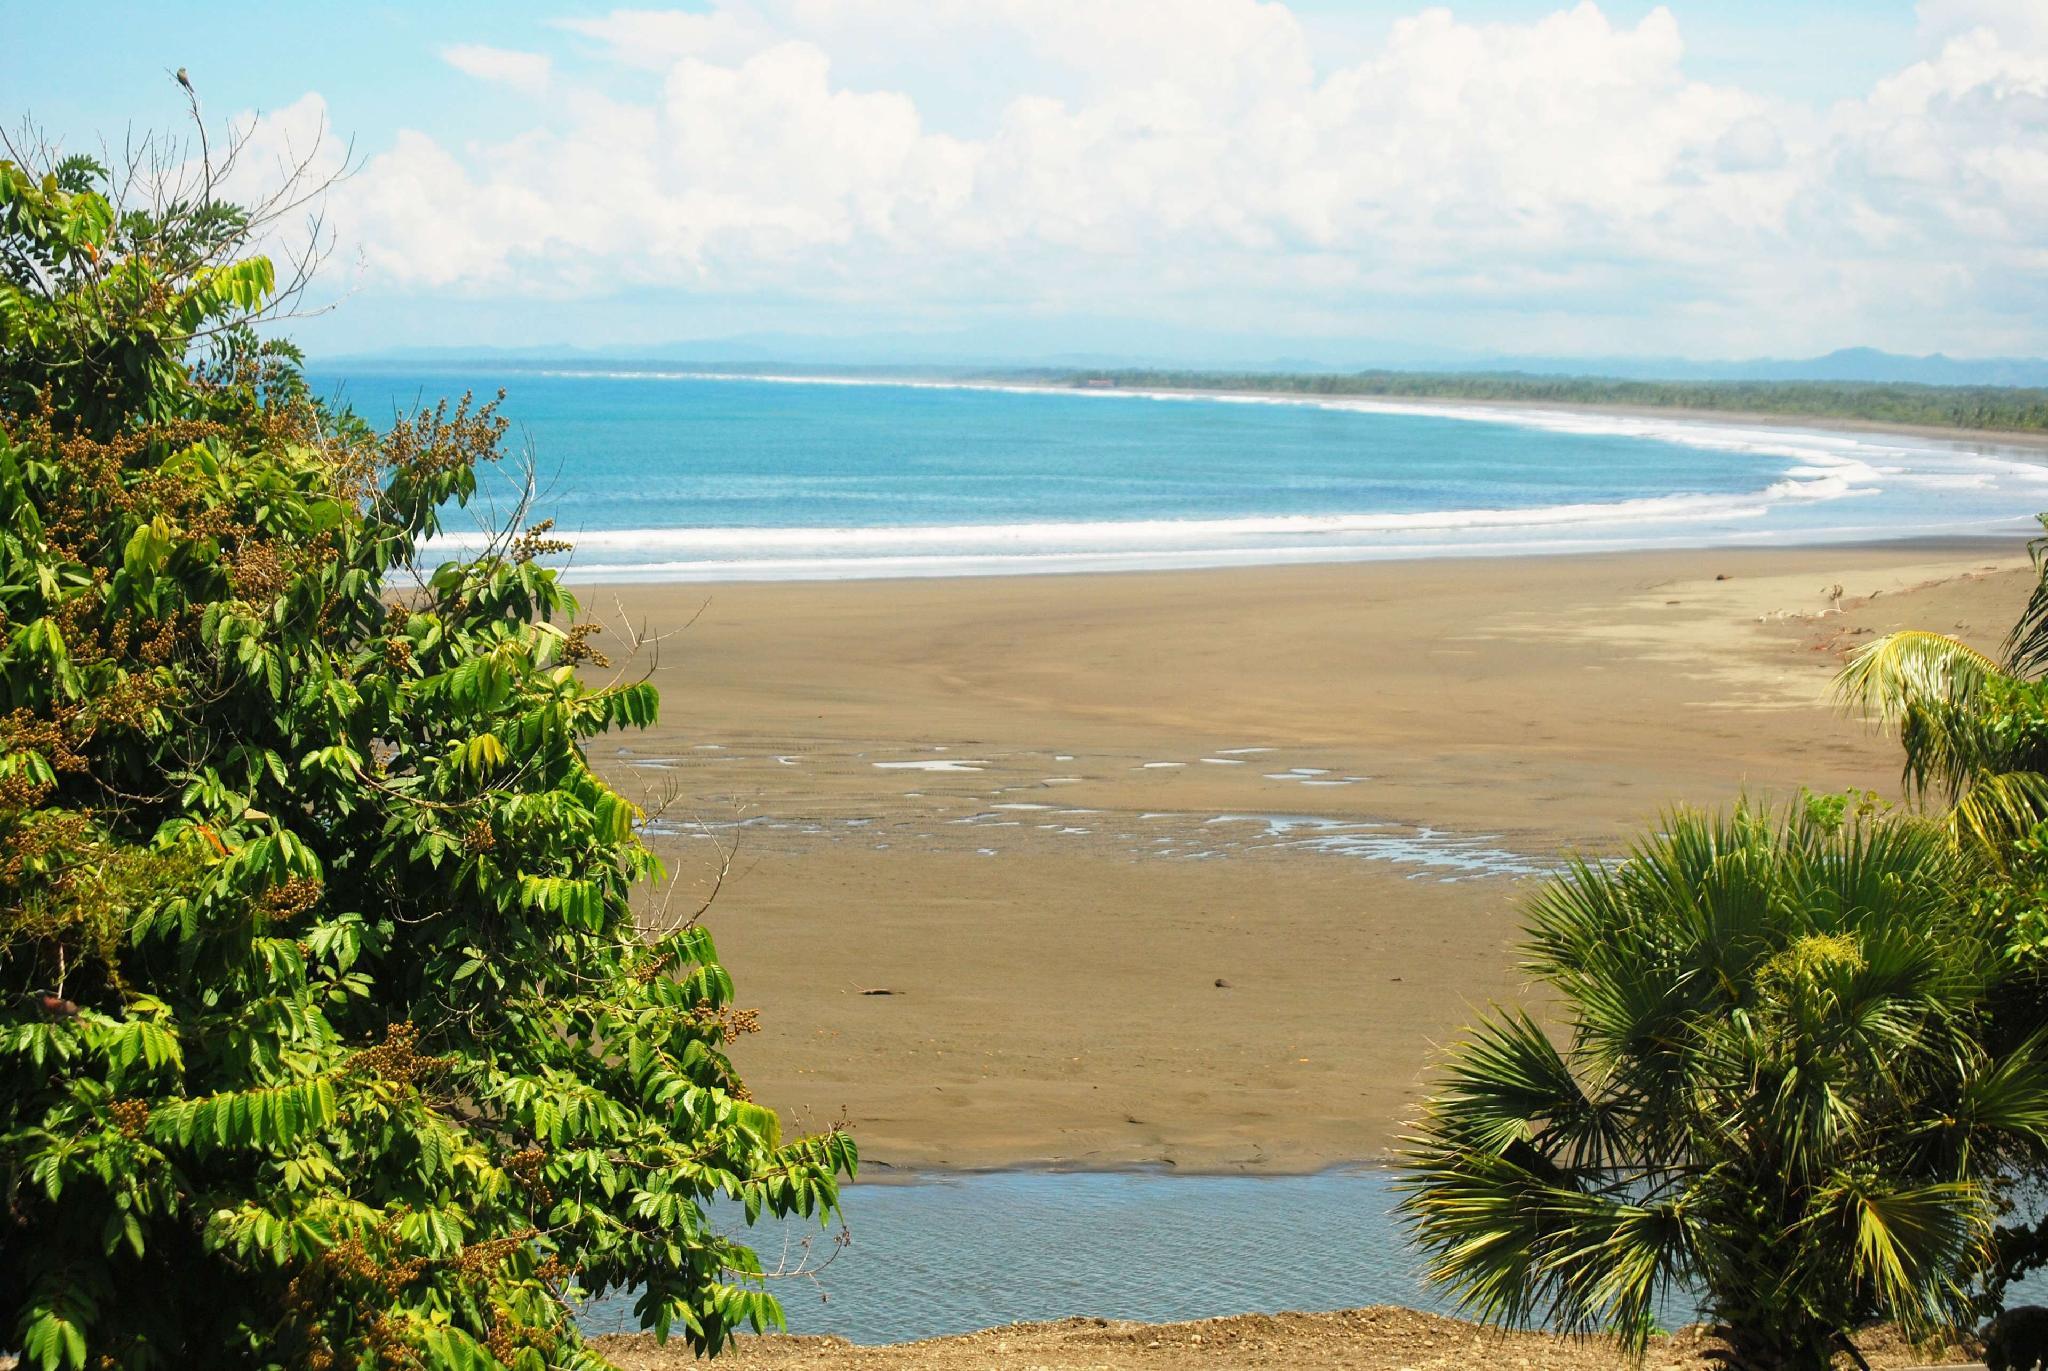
[439,43,552,95]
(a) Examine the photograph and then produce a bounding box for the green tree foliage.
[1832,522,2048,1277]
[0,148,853,1368]
[1400,805,2048,1371]
[1026,368,2048,434]
[1834,521,2048,859]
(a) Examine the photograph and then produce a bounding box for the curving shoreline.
[400,368,2048,583]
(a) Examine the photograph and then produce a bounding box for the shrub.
[0,144,852,1369]
[1401,805,2048,1371]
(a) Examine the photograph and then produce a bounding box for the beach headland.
[571,367,2048,451]
[589,536,2036,1174]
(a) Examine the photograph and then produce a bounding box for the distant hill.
[327,341,2048,390]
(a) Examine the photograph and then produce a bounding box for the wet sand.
[588,539,2034,1172]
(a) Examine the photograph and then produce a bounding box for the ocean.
[313,367,2048,581]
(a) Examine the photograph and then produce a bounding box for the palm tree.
[1399,805,2048,1371]
[1834,527,2048,854]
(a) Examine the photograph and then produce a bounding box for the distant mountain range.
[328,341,2048,390]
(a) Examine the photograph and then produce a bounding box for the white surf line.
[874,759,990,772]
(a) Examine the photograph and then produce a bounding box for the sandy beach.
[587,538,2035,1173]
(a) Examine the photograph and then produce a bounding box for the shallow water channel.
[577,1167,2048,1345]
[572,1168,1716,1345]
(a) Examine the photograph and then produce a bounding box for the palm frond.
[1898,697,2021,802]
[2002,520,2048,677]
[1834,631,2001,725]
[1397,1146,1692,1346]
[1794,811,1960,933]
[1833,1179,1991,1329]
[1540,1190,1695,1351]
[1952,1026,2048,1154]
[1952,771,2048,859]
[1402,803,2037,1359]
[1424,1012,1621,1164]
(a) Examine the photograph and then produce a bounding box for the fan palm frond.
[1951,1026,2048,1154]
[1431,1012,1653,1176]
[1832,1179,1991,1329]
[1398,1146,1691,1345]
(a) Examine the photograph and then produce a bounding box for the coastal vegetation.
[1400,803,2048,1369]
[1035,369,2048,434]
[0,141,850,1369]
[1833,527,2048,1276]
[1834,533,2048,859]
[1403,532,2048,1363]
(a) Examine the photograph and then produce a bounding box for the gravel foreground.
[596,1307,1983,1370]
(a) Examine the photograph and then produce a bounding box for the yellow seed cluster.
[689,999,762,1045]
[323,1234,427,1298]
[260,874,324,919]
[483,1298,561,1363]
[368,1312,423,1370]
[226,540,291,600]
[351,1022,451,1086]
[508,517,574,564]
[450,1229,535,1281]
[108,1099,149,1138]
[563,620,611,668]
[504,1146,555,1208]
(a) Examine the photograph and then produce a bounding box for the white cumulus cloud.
[312,1,2048,355]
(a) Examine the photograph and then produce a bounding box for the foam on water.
[1207,814,1543,878]
[874,759,990,772]
[323,368,2048,584]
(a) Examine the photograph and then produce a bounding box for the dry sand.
[598,1307,1978,1371]
[587,539,2036,1173]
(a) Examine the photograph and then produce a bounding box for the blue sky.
[8,1,2045,362]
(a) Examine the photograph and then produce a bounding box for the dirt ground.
[597,1306,1981,1370]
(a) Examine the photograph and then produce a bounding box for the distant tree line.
[1023,369,2048,434]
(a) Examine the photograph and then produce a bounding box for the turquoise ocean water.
[315,368,2048,580]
